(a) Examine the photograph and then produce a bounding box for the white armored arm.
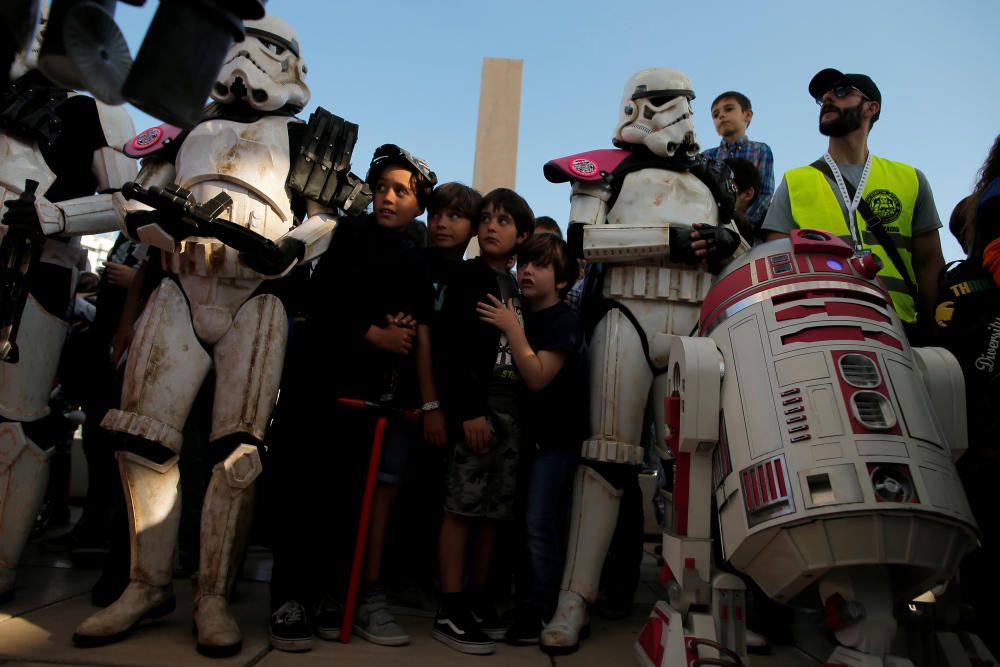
[31,101,139,237]
[569,180,612,227]
[283,199,337,264]
[119,159,180,252]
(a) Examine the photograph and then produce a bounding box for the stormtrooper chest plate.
[607,168,718,228]
[175,115,295,226]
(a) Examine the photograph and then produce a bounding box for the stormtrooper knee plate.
[73,452,180,646]
[195,444,262,657]
[0,422,52,599]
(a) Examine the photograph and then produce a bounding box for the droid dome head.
[614,68,699,159]
[212,13,310,112]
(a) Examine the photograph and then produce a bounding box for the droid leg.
[820,567,915,667]
[542,308,652,654]
[194,294,286,657]
[0,423,52,601]
[636,336,749,667]
[74,279,212,646]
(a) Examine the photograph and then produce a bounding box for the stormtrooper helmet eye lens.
[259,38,285,55]
[648,95,677,107]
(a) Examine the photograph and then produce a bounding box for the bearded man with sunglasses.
[763,68,944,342]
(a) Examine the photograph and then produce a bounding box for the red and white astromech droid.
[636,230,992,667]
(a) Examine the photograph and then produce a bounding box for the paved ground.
[0,526,821,667]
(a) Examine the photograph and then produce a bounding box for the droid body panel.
[636,230,988,667]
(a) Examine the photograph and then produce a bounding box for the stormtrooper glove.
[670,223,741,266]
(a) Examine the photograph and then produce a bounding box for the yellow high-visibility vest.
[787,156,919,322]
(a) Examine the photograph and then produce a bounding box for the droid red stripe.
[766,461,778,499]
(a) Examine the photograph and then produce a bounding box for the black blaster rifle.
[121,181,283,257]
[0,180,45,363]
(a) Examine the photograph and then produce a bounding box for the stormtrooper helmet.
[212,13,309,111]
[613,68,699,158]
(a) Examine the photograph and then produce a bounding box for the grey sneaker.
[352,593,409,646]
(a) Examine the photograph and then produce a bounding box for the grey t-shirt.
[762,161,942,237]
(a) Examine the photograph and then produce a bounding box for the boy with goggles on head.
[269,144,437,652]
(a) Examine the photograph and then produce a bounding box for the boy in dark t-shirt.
[420,182,483,446]
[269,145,437,652]
[433,189,534,655]
[476,233,585,645]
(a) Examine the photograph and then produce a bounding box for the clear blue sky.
[113,0,999,261]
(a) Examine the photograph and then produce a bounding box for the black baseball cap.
[809,68,881,121]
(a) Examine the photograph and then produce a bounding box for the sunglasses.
[814,84,871,105]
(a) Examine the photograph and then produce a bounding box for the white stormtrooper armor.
[73,14,346,658]
[540,68,748,655]
[0,32,137,601]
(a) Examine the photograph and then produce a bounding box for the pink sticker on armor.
[571,158,597,176]
[125,124,183,158]
[543,149,631,183]
[132,127,162,151]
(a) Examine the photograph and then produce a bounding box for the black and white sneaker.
[470,602,506,641]
[270,600,312,652]
[432,607,495,655]
[504,604,543,646]
[314,596,343,642]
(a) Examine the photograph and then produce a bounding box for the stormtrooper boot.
[0,424,52,603]
[194,445,261,658]
[541,465,622,655]
[73,452,180,646]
